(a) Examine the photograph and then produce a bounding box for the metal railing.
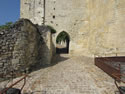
[112,73,125,94]
[95,56,125,94]
[0,74,28,94]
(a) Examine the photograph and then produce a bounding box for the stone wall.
[45,0,89,55]
[0,19,53,80]
[88,0,125,57]
[45,0,125,57]
[37,25,53,66]
[0,24,19,77]
[20,0,44,25]
[20,0,125,57]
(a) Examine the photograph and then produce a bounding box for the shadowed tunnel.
[56,31,70,54]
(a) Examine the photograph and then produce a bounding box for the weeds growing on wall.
[0,22,13,30]
[47,25,56,34]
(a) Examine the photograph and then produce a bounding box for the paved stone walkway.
[0,54,120,94]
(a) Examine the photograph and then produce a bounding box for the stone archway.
[56,31,70,54]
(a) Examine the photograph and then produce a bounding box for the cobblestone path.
[1,54,119,94]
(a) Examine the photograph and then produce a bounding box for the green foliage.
[0,22,13,30]
[47,25,56,34]
[56,31,69,43]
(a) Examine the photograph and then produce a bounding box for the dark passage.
[56,31,70,54]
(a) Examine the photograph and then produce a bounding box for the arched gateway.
[56,31,70,54]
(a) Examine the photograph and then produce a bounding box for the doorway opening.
[56,31,70,54]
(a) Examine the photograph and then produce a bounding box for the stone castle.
[0,0,125,80]
[20,0,125,57]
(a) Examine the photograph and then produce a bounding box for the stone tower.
[20,0,125,57]
[20,0,44,25]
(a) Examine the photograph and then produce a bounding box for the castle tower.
[20,0,89,55]
[20,0,44,25]
[21,0,125,57]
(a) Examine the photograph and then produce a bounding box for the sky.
[0,0,20,25]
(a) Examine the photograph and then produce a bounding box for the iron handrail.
[0,74,28,94]
[112,73,125,83]
[95,57,121,70]
[112,73,125,94]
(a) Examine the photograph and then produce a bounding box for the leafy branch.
[0,22,13,30]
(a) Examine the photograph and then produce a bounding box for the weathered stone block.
[12,59,19,65]
[0,63,3,68]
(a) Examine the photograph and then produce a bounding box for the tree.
[0,22,13,30]
[56,31,69,44]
